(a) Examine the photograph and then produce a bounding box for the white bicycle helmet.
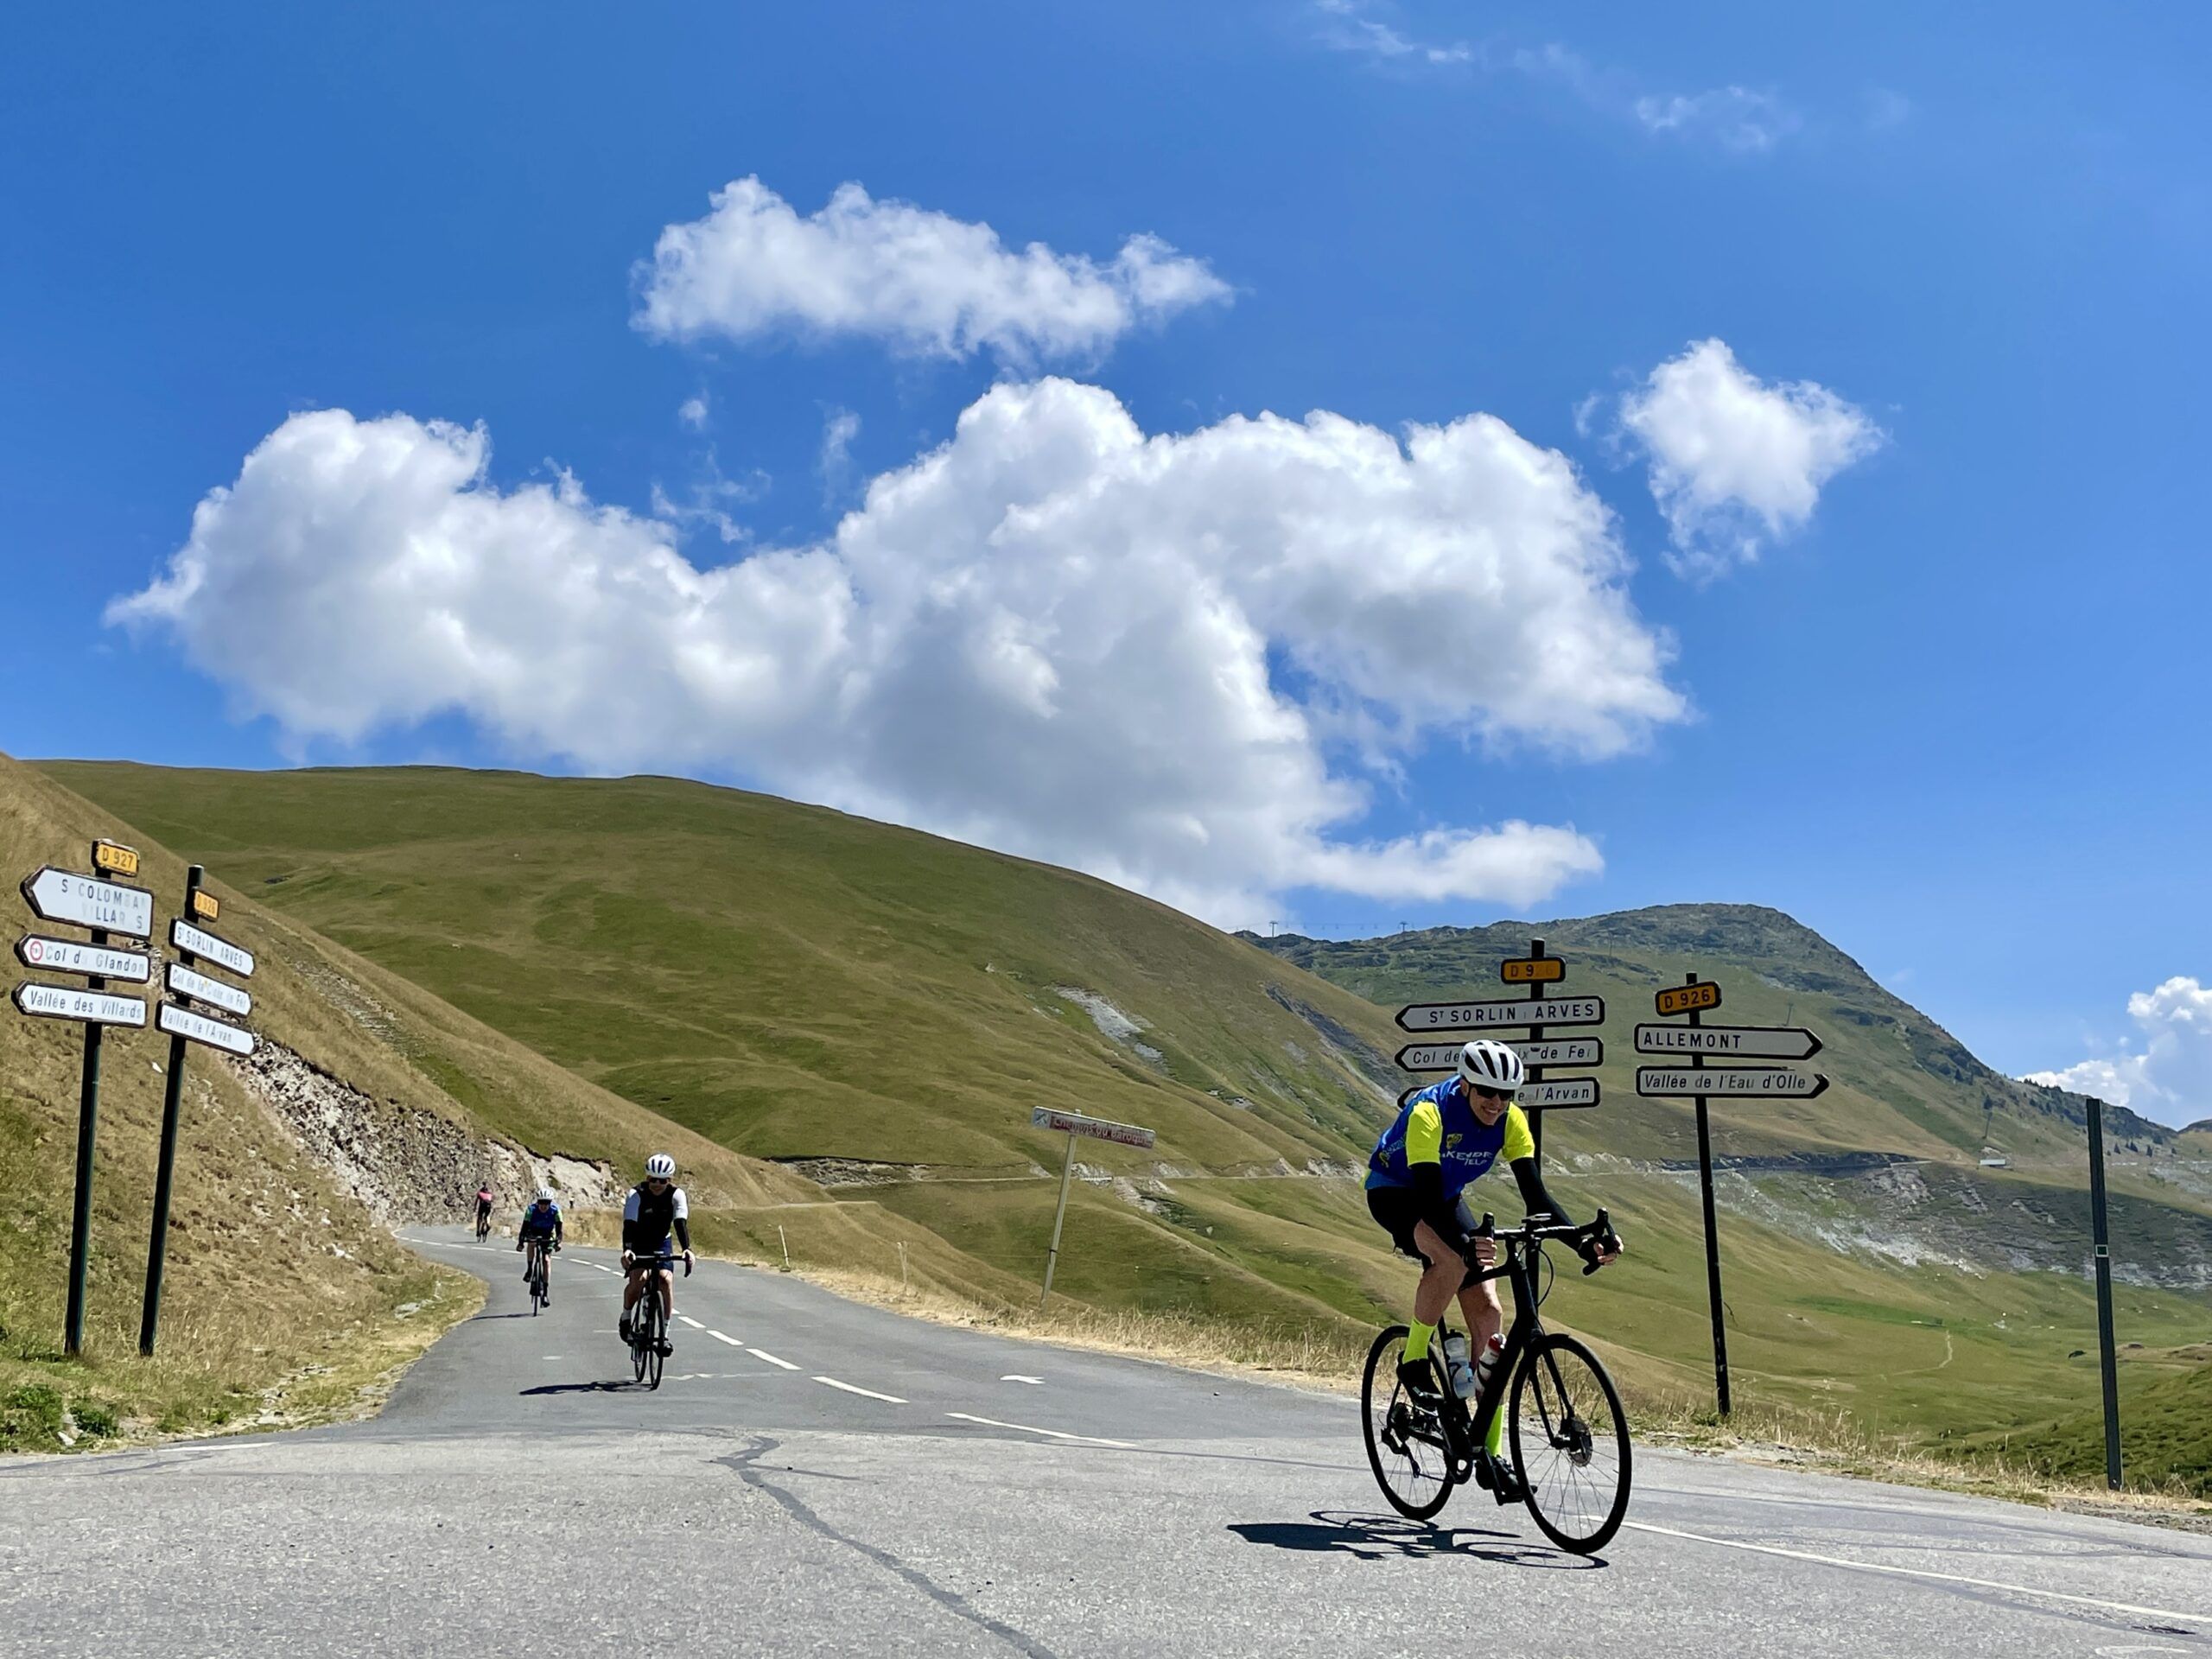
[1458,1038,1525,1095]
[645,1153,677,1179]
[536,1185,556,1203]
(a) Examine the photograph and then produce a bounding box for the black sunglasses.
[1472,1084,1516,1102]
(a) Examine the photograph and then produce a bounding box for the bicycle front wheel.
[1360,1326,1456,1520]
[1510,1332,1631,1554]
[630,1300,651,1382]
[645,1299,667,1390]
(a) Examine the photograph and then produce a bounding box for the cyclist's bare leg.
[1454,1272,1503,1352]
[1409,1220,1467,1327]
[622,1268,646,1318]
[656,1268,674,1319]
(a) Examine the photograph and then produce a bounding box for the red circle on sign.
[26,939,42,963]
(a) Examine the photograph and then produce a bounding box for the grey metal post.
[63,925,109,1357]
[1039,1131,1077,1308]
[1688,972,1731,1417]
[2086,1096,2122,1489]
[140,865,201,1354]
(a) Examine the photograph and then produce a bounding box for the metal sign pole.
[1526,938,1547,1166]
[63,923,109,1358]
[2086,1096,2123,1490]
[1039,1130,1077,1308]
[139,865,202,1355]
[1687,972,1731,1417]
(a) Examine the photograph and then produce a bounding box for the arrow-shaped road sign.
[167,963,251,1019]
[1031,1107,1156,1149]
[15,935,151,982]
[1634,1023,1821,1060]
[156,1001,255,1057]
[1396,995,1605,1033]
[21,868,154,940]
[170,920,254,979]
[1397,1038,1604,1072]
[13,982,148,1027]
[1636,1066,1827,1100]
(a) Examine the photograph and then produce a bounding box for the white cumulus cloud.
[2025,977,2212,1130]
[632,177,1230,367]
[108,381,1684,926]
[1618,338,1884,578]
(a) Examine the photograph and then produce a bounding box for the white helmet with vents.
[1457,1039,1525,1095]
[537,1185,556,1203]
[645,1153,677,1179]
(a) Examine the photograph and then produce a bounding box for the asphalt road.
[3,1227,2206,1657]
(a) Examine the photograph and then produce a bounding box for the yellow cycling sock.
[1485,1405,1505,1459]
[1403,1319,1434,1363]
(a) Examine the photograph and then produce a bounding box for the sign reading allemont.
[1633,1023,1821,1060]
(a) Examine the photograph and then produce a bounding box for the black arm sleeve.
[1510,1156,1573,1225]
[672,1216,691,1252]
[1409,1163,1467,1255]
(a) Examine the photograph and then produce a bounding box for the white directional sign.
[1396,1037,1604,1072]
[1031,1107,1156,1149]
[1522,1077,1601,1110]
[167,963,251,1018]
[21,868,154,939]
[12,982,148,1027]
[1636,1066,1828,1100]
[15,935,150,982]
[1395,995,1605,1033]
[170,920,254,979]
[1633,1024,1821,1060]
[156,1001,256,1057]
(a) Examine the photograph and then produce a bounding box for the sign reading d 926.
[1655,981,1722,1016]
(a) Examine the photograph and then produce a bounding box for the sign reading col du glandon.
[1395,995,1605,1033]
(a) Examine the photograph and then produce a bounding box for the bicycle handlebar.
[622,1251,692,1275]
[1471,1208,1621,1274]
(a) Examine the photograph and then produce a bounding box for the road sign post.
[141,866,255,1355]
[1524,939,1549,1163]
[1686,978,1731,1418]
[16,842,153,1357]
[1030,1108,1155,1309]
[2085,1096,2123,1491]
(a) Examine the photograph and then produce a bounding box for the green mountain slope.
[42,761,2212,1478]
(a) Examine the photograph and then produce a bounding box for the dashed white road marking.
[1620,1521,2212,1625]
[1001,1375,1044,1385]
[748,1348,800,1370]
[709,1331,744,1347]
[945,1413,1135,1449]
[813,1376,907,1404]
[677,1315,704,1330]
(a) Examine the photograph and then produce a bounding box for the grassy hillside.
[43,761,2212,1484]
[1994,1358,2212,1497]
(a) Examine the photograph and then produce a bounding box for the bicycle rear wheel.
[1360,1326,1457,1520]
[1510,1332,1631,1554]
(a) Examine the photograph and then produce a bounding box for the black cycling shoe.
[1395,1357,1442,1401]
[1477,1452,1527,1504]
[618,1315,632,1343]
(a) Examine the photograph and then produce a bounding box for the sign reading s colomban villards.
[22,866,155,940]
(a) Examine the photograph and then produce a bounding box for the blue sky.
[4,3,2209,1122]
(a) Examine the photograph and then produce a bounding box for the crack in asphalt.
[716,1435,1060,1659]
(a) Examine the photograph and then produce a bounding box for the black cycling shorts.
[1368,1186,1435,1265]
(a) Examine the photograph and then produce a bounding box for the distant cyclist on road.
[474,1181,496,1240]
[1366,1038,1622,1497]
[619,1154,693,1349]
[516,1186,564,1302]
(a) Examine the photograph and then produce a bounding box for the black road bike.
[525,1238,557,1314]
[624,1252,689,1390]
[1360,1210,1631,1555]
[475,1208,493,1242]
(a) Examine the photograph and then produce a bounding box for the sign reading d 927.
[1396,995,1604,1033]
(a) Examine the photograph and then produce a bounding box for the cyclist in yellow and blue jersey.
[1368,1037,1622,1498]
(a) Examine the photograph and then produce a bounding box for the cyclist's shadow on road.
[1229,1511,1606,1568]
[518,1381,652,1395]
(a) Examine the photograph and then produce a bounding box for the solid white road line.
[709,1331,743,1347]
[748,1348,801,1370]
[677,1315,704,1330]
[813,1376,908,1404]
[1621,1521,2211,1625]
[945,1413,1136,1449]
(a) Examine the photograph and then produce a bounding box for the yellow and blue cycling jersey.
[1366,1077,1535,1200]
[518,1198,563,1238]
